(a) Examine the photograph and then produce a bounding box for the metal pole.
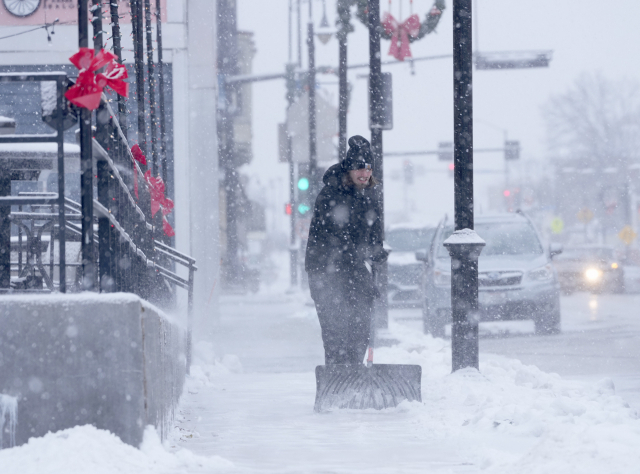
[79,0,95,290]
[110,0,127,138]
[368,0,388,329]
[218,0,240,287]
[156,0,168,185]
[307,7,317,189]
[56,78,66,292]
[93,0,112,292]
[132,0,147,155]
[337,0,349,158]
[297,0,302,67]
[144,0,159,176]
[449,0,481,371]
[285,59,298,287]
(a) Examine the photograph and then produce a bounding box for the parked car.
[553,245,624,294]
[386,224,436,308]
[416,212,562,337]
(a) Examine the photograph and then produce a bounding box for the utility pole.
[444,0,485,372]
[368,0,389,329]
[217,0,241,288]
[287,0,298,287]
[307,0,317,193]
[337,0,350,158]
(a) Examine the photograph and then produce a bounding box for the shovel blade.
[314,364,422,412]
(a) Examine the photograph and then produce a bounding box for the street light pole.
[444,0,484,372]
[368,0,389,329]
[307,1,317,191]
[337,0,350,158]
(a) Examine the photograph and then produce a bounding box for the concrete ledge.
[0,293,186,447]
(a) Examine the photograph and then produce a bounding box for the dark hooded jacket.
[305,163,385,299]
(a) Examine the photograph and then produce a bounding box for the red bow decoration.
[381,13,421,61]
[131,144,147,199]
[65,48,129,110]
[144,170,175,237]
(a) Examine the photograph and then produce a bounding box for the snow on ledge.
[443,228,486,245]
[0,292,184,329]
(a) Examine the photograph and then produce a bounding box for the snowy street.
[168,283,640,473]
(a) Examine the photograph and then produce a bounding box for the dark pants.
[309,274,374,365]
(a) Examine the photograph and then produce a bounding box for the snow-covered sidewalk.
[1,290,639,473]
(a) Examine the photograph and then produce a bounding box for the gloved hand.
[371,248,390,264]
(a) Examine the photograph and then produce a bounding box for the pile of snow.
[375,322,640,473]
[0,425,233,474]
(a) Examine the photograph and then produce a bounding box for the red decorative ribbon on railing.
[65,48,129,110]
[381,13,421,61]
[131,144,147,200]
[144,170,175,238]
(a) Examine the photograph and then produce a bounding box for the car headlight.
[585,268,603,282]
[528,264,554,282]
[434,269,451,287]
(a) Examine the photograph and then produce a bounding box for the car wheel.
[424,307,448,338]
[534,301,561,335]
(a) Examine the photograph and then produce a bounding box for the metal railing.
[1,73,196,365]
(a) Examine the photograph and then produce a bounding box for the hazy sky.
[237,0,640,231]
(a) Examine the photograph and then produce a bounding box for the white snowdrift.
[374,322,640,473]
[0,425,233,474]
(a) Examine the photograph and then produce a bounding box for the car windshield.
[436,222,543,258]
[386,227,435,252]
[557,248,615,261]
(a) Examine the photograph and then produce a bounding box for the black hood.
[322,163,344,188]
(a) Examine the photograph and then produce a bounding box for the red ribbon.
[131,144,146,199]
[65,48,129,110]
[381,13,421,61]
[144,170,175,237]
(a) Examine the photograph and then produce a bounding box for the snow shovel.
[314,311,422,412]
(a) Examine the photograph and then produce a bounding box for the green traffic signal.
[297,203,311,215]
[297,177,310,191]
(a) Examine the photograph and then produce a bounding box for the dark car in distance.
[386,224,436,308]
[553,246,624,294]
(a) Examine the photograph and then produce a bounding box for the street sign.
[576,208,594,224]
[550,217,564,234]
[369,72,393,130]
[504,140,520,161]
[618,225,637,246]
[437,141,453,161]
[287,90,337,164]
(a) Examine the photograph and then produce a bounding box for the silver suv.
[417,213,562,337]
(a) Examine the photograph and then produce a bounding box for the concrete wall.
[0,293,186,448]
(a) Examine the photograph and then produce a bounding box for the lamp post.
[445,0,484,371]
[337,0,350,158]
[307,1,317,195]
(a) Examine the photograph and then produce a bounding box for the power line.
[0,20,66,42]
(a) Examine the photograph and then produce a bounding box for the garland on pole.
[340,0,445,61]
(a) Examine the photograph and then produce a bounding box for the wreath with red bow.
[343,0,445,61]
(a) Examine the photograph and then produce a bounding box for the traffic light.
[447,162,454,178]
[296,167,312,216]
[297,176,309,191]
[504,140,520,160]
[285,203,292,215]
[403,160,413,185]
[438,141,453,161]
